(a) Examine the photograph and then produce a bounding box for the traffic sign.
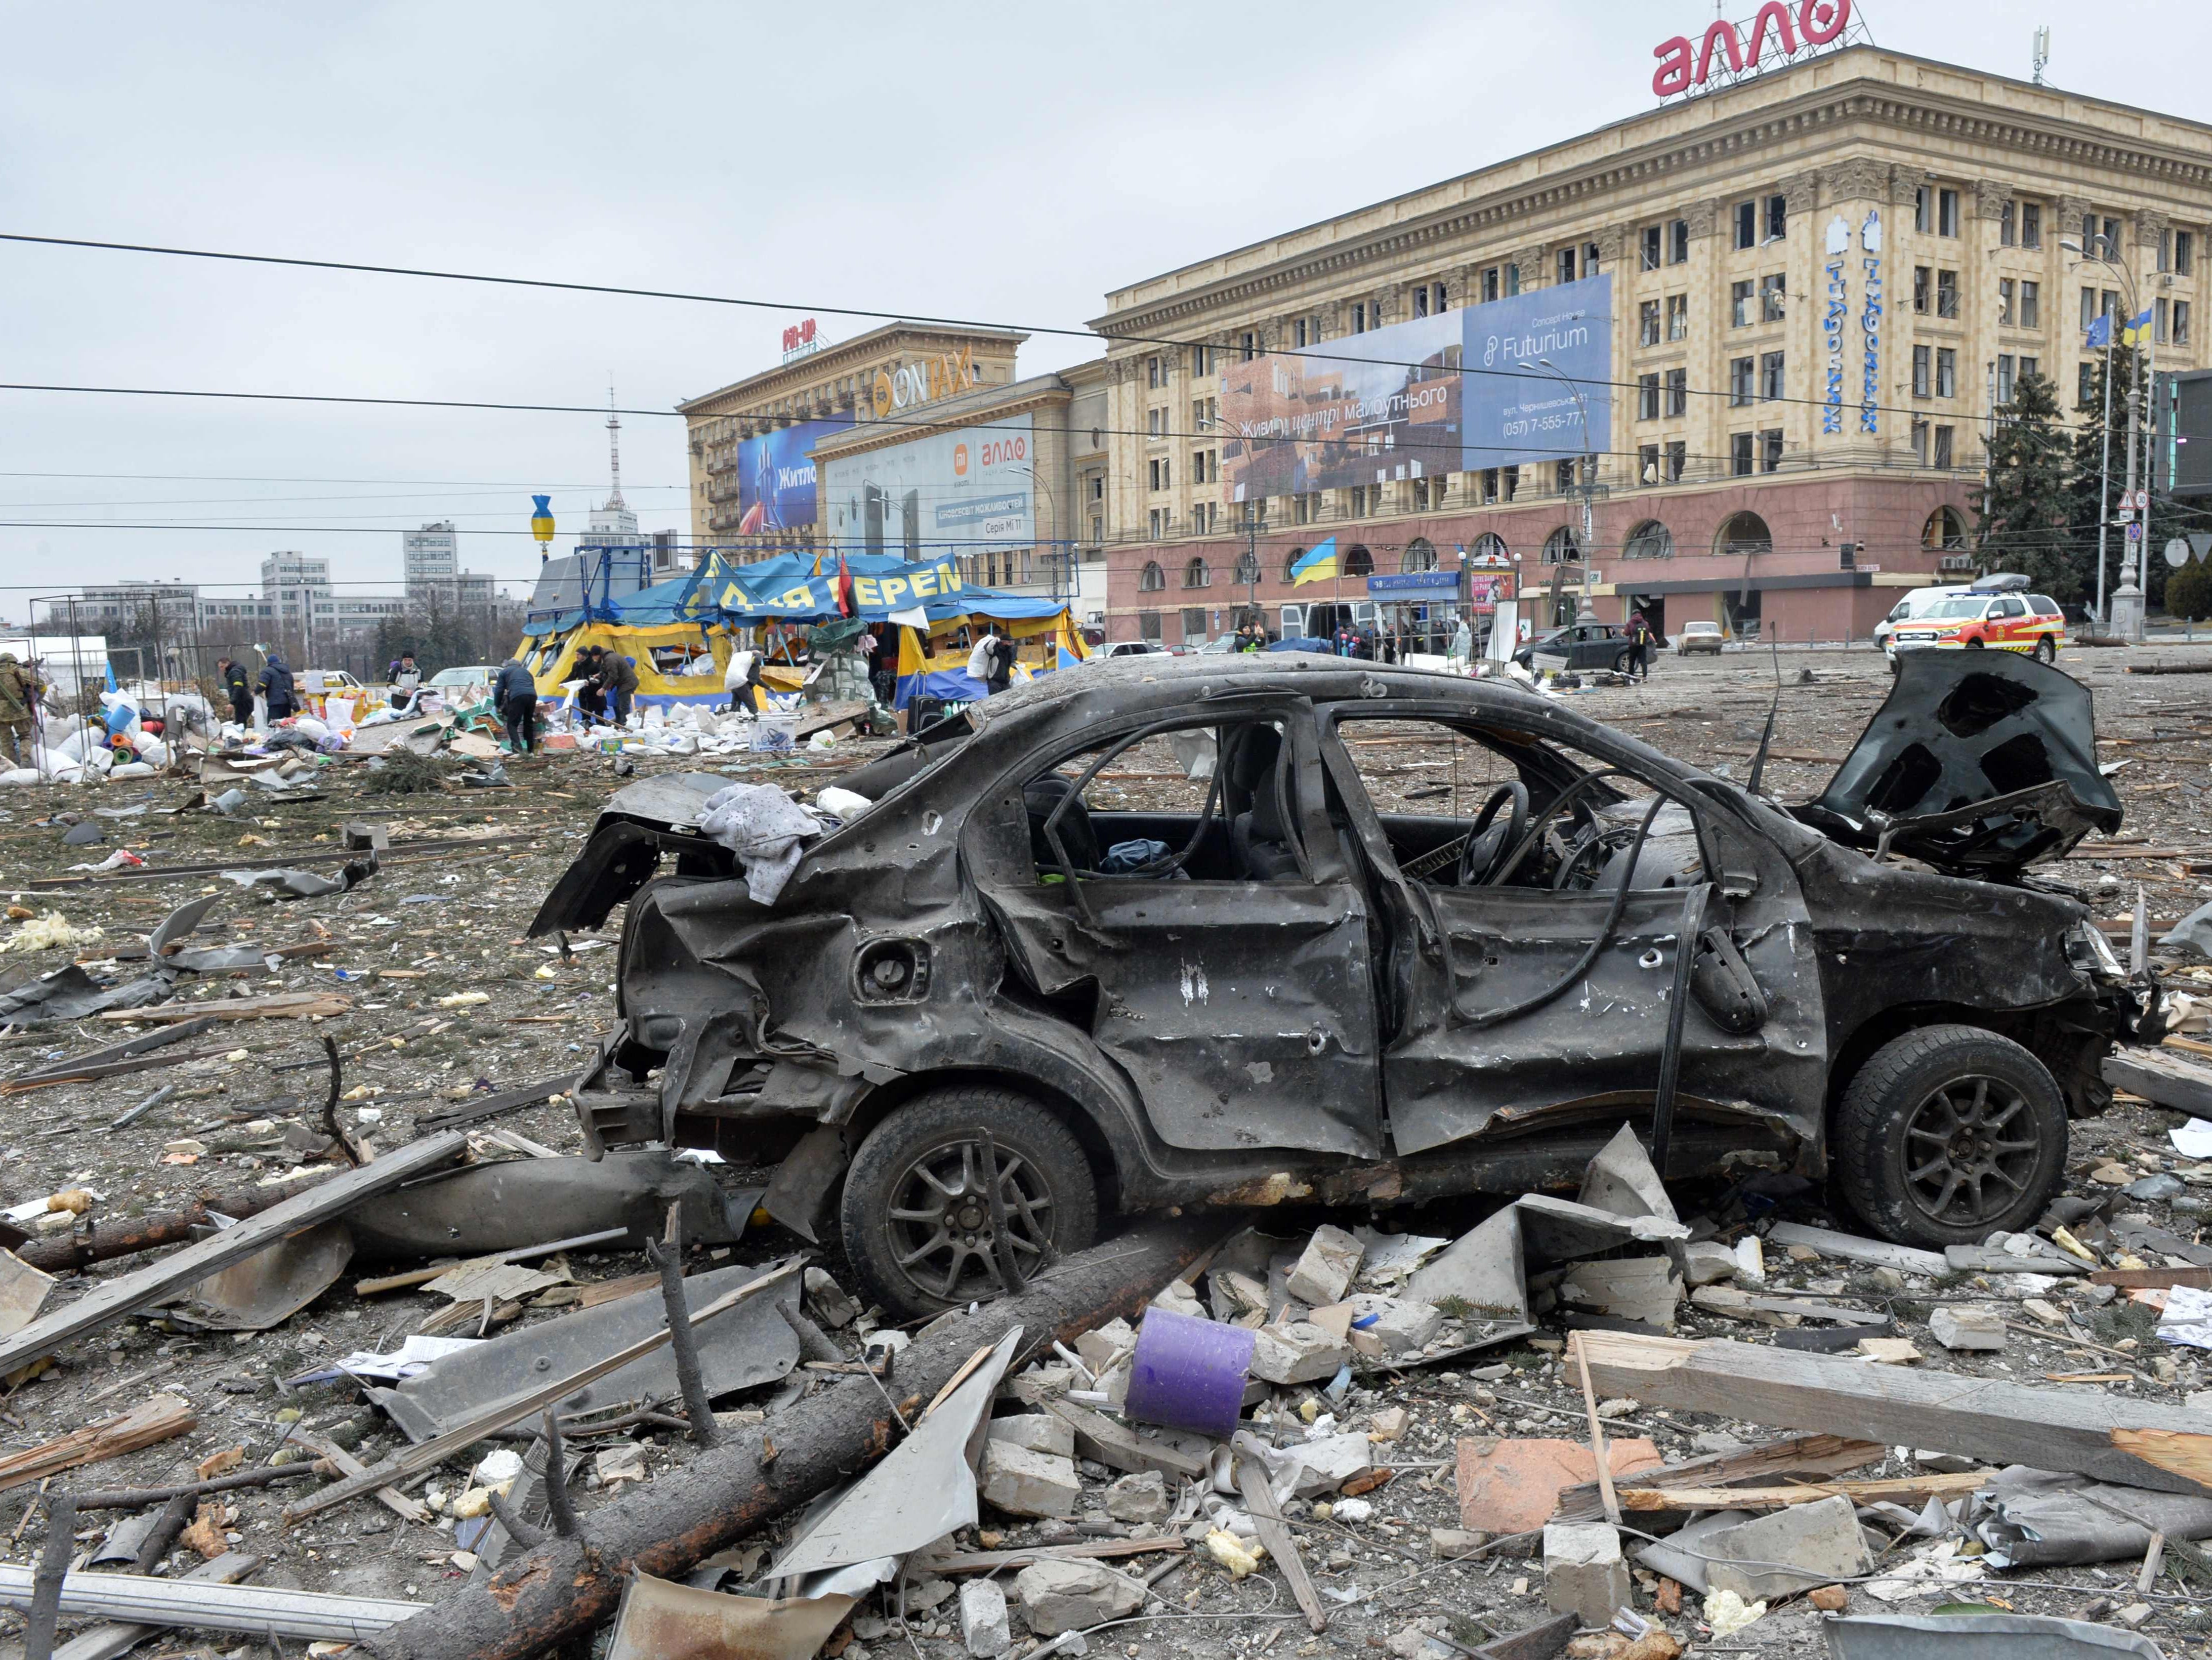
[2123,488,2149,511]
[2167,537,2192,568]
[2127,521,2145,544]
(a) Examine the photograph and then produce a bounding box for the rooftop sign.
[1653,0,1859,100]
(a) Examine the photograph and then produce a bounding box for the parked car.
[1514,621,1631,673]
[534,652,2152,1318]
[1098,641,1167,659]
[1872,585,1975,651]
[1675,621,1724,656]
[425,665,505,700]
[1886,592,2066,668]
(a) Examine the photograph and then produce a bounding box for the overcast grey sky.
[0,1,2196,615]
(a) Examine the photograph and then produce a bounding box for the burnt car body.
[534,651,2155,1318]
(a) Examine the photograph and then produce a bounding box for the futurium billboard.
[1221,276,1612,501]
[820,413,1035,560]
[735,415,854,534]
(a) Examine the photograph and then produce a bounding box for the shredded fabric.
[699,783,826,905]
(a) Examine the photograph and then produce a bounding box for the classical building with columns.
[1087,43,2212,647]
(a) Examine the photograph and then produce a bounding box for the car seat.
[1024,775,1099,873]
[1223,725,1301,880]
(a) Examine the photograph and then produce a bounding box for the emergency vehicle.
[1885,574,2066,668]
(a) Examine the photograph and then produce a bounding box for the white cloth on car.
[698,782,825,905]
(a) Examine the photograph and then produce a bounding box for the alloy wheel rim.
[1900,1073,2039,1228]
[885,1137,1055,1302]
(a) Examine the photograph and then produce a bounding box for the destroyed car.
[534,651,2154,1319]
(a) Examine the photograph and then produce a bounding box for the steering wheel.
[1456,781,1529,888]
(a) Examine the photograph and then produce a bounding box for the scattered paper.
[2169,1118,2212,1159]
[2156,1285,2212,1349]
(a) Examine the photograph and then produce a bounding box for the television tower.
[604,381,626,511]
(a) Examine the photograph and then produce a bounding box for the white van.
[1872,586,1974,650]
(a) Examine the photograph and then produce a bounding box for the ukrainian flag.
[2121,306,2156,348]
[893,624,929,710]
[1053,611,1091,670]
[1289,536,1340,588]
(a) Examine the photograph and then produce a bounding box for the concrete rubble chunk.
[803,1266,857,1329]
[1285,1224,1365,1307]
[1701,1494,1873,1602]
[1560,1258,1682,1331]
[1543,1521,1633,1625]
[1431,1527,1490,1560]
[960,1579,1011,1658]
[1682,1240,1741,1288]
[1073,1317,1136,1373]
[1928,1307,2007,1352]
[1264,1430,1373,1500]
[980,1437,1080,1519]
[1369,1406,1409,1442]
[1151,1280,1206,1321]
[987,1414,1076,1459]
[1349,1295,1443,1357]
[1248,1321,1350,1386]
[1578,1123,1679,1224]
[1103,1470,1169,1524]
[1404,1206,1529,1321]
[1014,1558,1145,1635]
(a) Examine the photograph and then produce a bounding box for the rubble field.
[0,644,2209,1660]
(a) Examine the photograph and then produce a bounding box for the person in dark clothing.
[493,659,539,752]
[258,654,297,721]
[602,652,639,725]
[1626,611,1655,681]
[572,646,606,720]
[218,657,253,727]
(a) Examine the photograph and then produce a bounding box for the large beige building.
[1087,43,2212,645]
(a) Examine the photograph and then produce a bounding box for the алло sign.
[1653,0,1851,98]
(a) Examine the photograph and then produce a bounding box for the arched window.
[1234,550,1261,585]
[1183,557,1211,589]
[1139,561,1165,592]
[1469,532,1510,564]
[1715,512,1773,557]
[1401,537,1439,573]
[1623,520,1675,560]
[1283,548,1306,584]
[1344,545,1375,576]
[1922,507,1968,550]
[1542,526,1581,564]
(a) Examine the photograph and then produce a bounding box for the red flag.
[836,552,856,618]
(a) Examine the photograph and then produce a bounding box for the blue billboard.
[1220,274,1611,499]
[736,415,854,535]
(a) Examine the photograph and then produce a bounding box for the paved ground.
[0,649,2207,1658]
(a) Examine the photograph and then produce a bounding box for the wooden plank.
[0,1394,196,1495]
[1616,1470,1989,1512]
[1044,1398,1209,1479]
[2104,1047,2212,1122]
[4,1017,220,1086]
[289,1430,430,1525]
[1472,1613,1579,1660]
[1554,1433,1882,1523]
[1763,1222,1947,1277]
[0,1131,467,1375]
[1237,1450,1328,1633]
[283,1259,798,1522]
[1579,1332,2212,1496]
[97,991,352,1023]
[919,1538,1183,1575]
[2092,1266,2212,1291]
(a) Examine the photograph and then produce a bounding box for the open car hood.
[1797,651,2121,874]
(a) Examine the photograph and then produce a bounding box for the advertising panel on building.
[820,413,1035,560]
[736,416,854,534]
[1220,276,1612,500]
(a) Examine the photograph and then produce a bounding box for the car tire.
[2034,636,2057,663]
[1966,637,1985,649]
[839,1087,1098,1321]
[1612,651,1633,673]
[1832,1024,2069,1249]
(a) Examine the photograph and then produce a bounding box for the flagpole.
[2097,318,2114,625]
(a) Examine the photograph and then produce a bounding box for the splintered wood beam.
[1578,1332,2212,1496]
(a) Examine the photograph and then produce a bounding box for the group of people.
[565,645,638,729]
[0,652,45,766]
[215,654,300,728]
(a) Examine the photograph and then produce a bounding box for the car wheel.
[839,1087,1098,1321]
[1832,1024,2068,1248]
[2034,636,2057,663]
[1965,637,1985,649]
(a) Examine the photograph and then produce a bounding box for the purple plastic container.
[1122,1307,1257,1440]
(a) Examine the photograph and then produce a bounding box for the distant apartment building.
[402,521,498,607]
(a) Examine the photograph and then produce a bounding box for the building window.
[1503,464,1520,499]
[1915,186,1932,234]
[1505,264,1521,297]
[1642,225,1662,270]
[2179,231,2196,276]
[1480,469,1499,503]
[1759,351,1784,400]
[1732,279,1755,326]
[1192,344,1213,376]
[2178,302,2193,346]
[2160,229,2174,273]
[1735,201,1757,251]
[1583,241,1601,276]
[1147,356,1164,389]
[1761,428,1784,472]
[1147,509,1166,540]
[1937,270,1959,320]
[1731,432,1755,476]
[1343,546,1375,577]
[1624,519,1674,559]
[1664,367,1687,417]
[1481,267,1500,304]
[1147,407,1164,437]
[1432,281,1449,313]
[1638,372,1660,420]
[2020,280,2039,329]
[1668,219,1689,264]
[2078,363,2095,406]
[1638,443,1660,483]
[1997,279,2014,325]
[2022,202,2041,248]
[1913,266,1931,314]
[2158,297,2172,344]
[1940,188,1960,237]
[1996,354,2015,405]
[1349,485,1368,518]
[1639,300,1661,347]
[1730,356,1755,405]
[1139,610,1163,642]
[1089,476,1104,502]
[1913,345,1932,398]
[1139,560,1164,591]
[1999,201,2016,246]
[1183,558,1209,589]
[1665,441,1686,481]
[1292,317,1310,348]
[1554,459,1576,493]
[1558,248,1577,286]
[1352,302,1367,334]
[1240,331,1258,361]
[1542,527,1581,564]
[1410,287,1427,320]
[1666,294,1688,341]
[2081,286,2098,330]
[1934,425,1955,469]
[1761,273,1786,320]
[1148,458,1170,490]
[1090,514,1104,541]
[1766,193,1786,241]
[1937,348,1957,399]
[2021,355,2039,383]
[1281,549,1305,583]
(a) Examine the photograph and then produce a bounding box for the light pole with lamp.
[1533,357,1599,624]
[2061,233,2148,639]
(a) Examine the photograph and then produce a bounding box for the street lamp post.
[1533,357,1598,623]
[1199,421,1263,636]
[2062,235,2146,640]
